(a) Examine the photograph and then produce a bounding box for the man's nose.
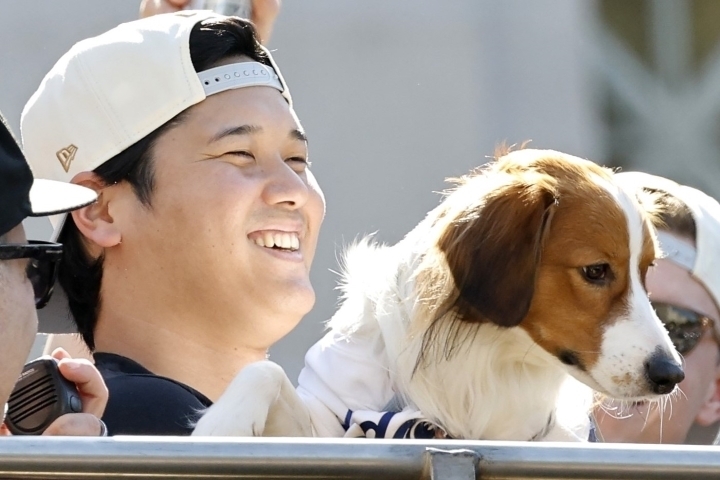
[262,161,309,208]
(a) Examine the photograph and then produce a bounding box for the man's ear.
[68,172,122,251]
[695,367,720,427]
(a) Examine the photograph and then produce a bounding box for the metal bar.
[425,448,478,480]
[0,437,719,479]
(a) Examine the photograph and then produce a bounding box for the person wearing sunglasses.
[0,111,109,436]
[592,171,720,444]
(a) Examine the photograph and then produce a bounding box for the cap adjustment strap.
[657,231,696,271]
[197,61,284,96]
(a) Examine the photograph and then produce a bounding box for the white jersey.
[297,329,442,439]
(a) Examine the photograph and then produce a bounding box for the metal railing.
[0,437,718,479]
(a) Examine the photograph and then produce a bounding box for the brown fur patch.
[611,371,634,387]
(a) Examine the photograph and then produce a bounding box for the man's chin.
[286,284,316,314]
[267,286,315,324]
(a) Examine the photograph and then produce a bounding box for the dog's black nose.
[645,353,685,394]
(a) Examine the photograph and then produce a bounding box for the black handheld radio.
[5,357,83,435]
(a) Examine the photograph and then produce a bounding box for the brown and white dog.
[193,148,684,441]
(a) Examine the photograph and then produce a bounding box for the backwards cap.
[21,10,291,240]
[617,171,720,313]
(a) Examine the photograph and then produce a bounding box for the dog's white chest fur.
[297,238,592,441]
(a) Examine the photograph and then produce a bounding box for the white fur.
[193,360,314,437]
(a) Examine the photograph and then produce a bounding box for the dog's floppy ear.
[438,172,558,327]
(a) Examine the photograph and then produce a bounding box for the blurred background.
[2,0,720,440]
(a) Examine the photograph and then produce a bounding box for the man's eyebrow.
[208,125,308,144]
[208,125,261,144]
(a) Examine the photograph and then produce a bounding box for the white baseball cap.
[21,10,291,241]
[617,171,720,317]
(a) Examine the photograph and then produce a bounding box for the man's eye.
[287,157,310,171]
[227,150,254,159]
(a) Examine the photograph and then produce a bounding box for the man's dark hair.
[650,190,697,242]
[58,17,271,350]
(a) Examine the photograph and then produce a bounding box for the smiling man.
[20,12,325,435]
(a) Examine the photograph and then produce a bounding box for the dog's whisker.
[675,386,688,402]
[657,398,665,443]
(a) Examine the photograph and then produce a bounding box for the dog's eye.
[582,263,610,283]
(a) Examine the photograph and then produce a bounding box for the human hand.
[43,348,108,436]
[139,0,281,44]
[51,348,107,416]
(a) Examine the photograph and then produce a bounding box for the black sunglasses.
[653,302,720,355]
[0,241,62,309]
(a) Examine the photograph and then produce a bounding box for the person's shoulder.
[106,370,211,408]
[95,353,212,436]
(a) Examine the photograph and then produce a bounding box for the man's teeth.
[254,233,300,251]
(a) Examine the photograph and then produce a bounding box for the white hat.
[616,171,720,315]
[21,10,290,241]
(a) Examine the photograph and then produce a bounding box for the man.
[41,0,282,361]
[0,112,108,436]
[593,172,720,444]
[21,11,325,435]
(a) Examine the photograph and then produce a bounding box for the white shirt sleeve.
[297,328,438,438]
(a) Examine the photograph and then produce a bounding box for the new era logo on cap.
[56,144,78,172]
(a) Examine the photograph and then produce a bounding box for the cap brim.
[28,179,97,217]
